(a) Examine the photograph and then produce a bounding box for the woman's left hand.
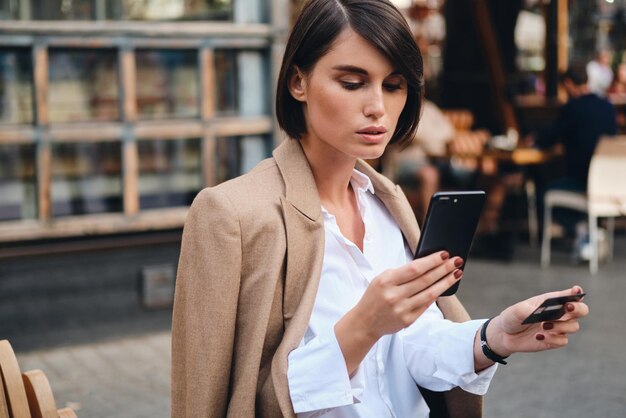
[481,285,589,360]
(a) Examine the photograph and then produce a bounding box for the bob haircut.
[276,0,424,147]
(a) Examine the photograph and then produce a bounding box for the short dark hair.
[275,0,424,147]
[561,63,588,86]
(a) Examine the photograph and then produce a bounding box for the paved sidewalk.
[12,236,626,418]
[17,332,170,418]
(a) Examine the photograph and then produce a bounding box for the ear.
[288,67,307,103]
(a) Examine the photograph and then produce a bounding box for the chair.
[0,340,77,418]
[541,136,626,274]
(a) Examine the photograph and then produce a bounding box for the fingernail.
[454,257,464,268]
[536,334,545,341]
[542,322,554,330]
[453,269,463,279]
[441,251,450,260]
[575,287,583,294]
[566,303,575,312]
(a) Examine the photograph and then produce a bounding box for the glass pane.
[215,135,270,183]
[107,0,232,21]
[30,0,95,20]
[0,144,36,221]
[138,138,201,209]
[51,142,122,217]
[215,50,238,114]
[136,49,199,119]
[0,1,20,20]
[48,49,119,123]
[0,48,34,125]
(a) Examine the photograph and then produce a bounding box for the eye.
[383,83,403,92]
[340,80,364,90]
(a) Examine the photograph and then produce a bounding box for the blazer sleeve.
[171,187,243,418]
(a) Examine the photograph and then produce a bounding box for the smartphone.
[521,293,586,325]
[415,191,486,296]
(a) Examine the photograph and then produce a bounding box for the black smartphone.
[414,191,486,296]
[521,293,586,325]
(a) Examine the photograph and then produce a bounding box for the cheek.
[387,94,408,127]
[307,85,353,128]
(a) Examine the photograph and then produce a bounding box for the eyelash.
[340,81,404,92]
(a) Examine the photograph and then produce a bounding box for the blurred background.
[1,0,626,417]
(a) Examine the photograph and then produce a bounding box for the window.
[48,48,119,123]
[0,144,36,221]
[136,49,199,120]
[51,142,123,216]
[0,48,33,125]
[138,138,201,209]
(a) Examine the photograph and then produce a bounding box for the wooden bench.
[0,340,77,418]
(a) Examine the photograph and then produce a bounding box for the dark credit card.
[521,293,586,325]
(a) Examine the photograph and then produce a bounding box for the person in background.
[528,64,617,244]
[586,50,614,97]
[171,1,589,417]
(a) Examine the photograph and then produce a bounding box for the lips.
[356,126,387,135]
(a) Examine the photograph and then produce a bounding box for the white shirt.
[287,169,497,418]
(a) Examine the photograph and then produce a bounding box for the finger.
[399,257,462,297]
[541,320,580,335]
[393,251,453,285]
[559,302,589,321]
[535,332,569,349]
[405,269,462,311]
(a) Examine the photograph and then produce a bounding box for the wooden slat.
[0,21,273,38]
[0,208,188,243]
[0,368,9,418]
[557,0,568,73]
[200,48,216,121]
[120,49,137,122]
[0,126,36,144]
[22,370,58,418]
[57,408,78,418]
[0,340,30,418]
[49,123,123,142]
[134,120,203,140]
[33,45,49,125]
[202,128,217,187]
[213,116,273,137]
[36,139,52,222]
[123,139,139,215]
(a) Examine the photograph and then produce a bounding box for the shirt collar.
[350,169,375,195]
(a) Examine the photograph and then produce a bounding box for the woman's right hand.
[334,251,463,375]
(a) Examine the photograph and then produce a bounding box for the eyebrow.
[332,65,402,77]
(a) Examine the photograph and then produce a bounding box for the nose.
[363,87,385,119]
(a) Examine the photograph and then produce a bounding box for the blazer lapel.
[271,139,326,417]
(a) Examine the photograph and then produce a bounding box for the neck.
[299,135,357,206]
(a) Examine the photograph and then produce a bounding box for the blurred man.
[531,64,617,255]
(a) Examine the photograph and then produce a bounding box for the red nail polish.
[566,303,575,312]
[441,251,450,260]
[453,269,463,279]
[543,322,554,330]
[536,334,545,341]
[454,257,464,268]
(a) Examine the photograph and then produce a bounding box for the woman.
[171,0,588,417]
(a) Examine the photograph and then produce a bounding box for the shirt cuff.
[287,329,364,413]
[431,319,497,395]
[402,310,497,395]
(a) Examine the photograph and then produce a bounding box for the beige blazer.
[171,138,480,418]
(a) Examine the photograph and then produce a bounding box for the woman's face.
[291,28,408,161]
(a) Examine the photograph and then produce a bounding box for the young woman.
[171,1,589,417]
